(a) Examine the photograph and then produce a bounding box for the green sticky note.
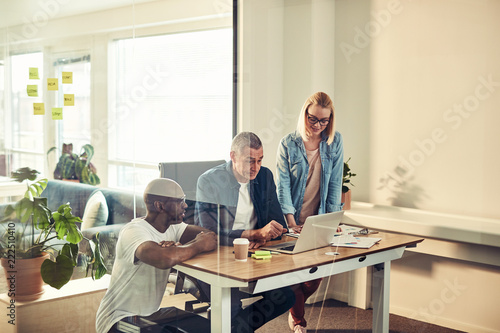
[33,103,45,115]
[29,67,39,79]
[52,107,63,120]
[254,251,271,256]
[27,85,38,97]
[251,254,272,260]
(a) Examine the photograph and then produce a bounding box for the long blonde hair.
[296,92,335,145]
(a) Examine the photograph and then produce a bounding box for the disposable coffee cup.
[233,238,249,262]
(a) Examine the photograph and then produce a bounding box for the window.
[0,59,6,176]
[52,54,92,151]
[109,28,233,189]
[9,52,44,171]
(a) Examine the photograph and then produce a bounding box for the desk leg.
[210,285,231,333]
[372,261,390,333]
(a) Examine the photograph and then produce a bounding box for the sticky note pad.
[29,67,39,79]
[47,78,58,90]
[27,85,38,97]
[251,253,272,260]
[64,94,74,106]
[251,250,272,260]
[52,107,63,120]
[62,72,73,84]
[33,103,45,115]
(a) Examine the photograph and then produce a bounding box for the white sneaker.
[288,312,295,330]
[289,312,307,332]
[293,325,307,333]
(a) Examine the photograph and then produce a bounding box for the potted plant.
[342,157,356,210]
[47,143,100,185]
[0,167,106,300]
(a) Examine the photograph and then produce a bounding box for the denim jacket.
[276,130,344,222]
[195,161,287,245]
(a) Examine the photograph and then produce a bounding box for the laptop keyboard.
[281,245,295,252]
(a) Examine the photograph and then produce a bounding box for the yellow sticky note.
[62,72,73,84]
[52,107,63,120]
[33,103,45,115]
[29,67,39,79]
[27,85,38,97]
[64,94,74,106]
[47,78,58,91]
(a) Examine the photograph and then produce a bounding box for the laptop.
[260,211,344,254]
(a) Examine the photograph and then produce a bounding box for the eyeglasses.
[307,112,330,127]
[174,196,186,205]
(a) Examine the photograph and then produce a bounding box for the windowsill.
[344,202,500,248]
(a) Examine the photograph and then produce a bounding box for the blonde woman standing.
[276,92,344,332]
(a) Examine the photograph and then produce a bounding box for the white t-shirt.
[232,182,257,231]
[95,218,188,333]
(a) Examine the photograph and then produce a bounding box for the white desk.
[175,232,423,333]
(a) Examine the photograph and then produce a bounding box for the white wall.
[239,0,336,172]
[241,0,500,219]
[367,0,500,219]
[240,1,500,331]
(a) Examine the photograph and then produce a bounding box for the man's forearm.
[241,228,264,241]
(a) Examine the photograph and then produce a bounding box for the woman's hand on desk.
[291,225,303,234]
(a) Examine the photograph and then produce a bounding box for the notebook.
[260,211,344,254]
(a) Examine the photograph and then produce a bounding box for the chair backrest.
[158,160,225,201]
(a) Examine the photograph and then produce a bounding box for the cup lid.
[233,238,249,245]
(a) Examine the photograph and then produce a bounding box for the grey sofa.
[39,180,147,277]
[1,160,225,278]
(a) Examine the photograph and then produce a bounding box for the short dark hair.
[230,132,262,155]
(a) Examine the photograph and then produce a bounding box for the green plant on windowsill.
[47,143,100,185]
[0,167,107,290]
[342,157,356,193]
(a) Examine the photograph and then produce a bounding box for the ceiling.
[0,0,157,29]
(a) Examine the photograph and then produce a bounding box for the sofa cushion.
[42,180,97,218]
[99,188,147,225]
[81,190,109,230]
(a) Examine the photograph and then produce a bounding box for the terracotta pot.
[1,253,49,301]
[342,189,351,210]
[62,178,80,183]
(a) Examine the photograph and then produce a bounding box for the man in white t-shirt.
[95,178,217,333]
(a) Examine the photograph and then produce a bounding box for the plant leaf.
[89,232,107,280]
[60,243,79,266]
[53,203,83,243]
[81,144,94,166]
[11,167,40,182]
[16,197,34,223]
[32,197,51,230]
[41,255,74,289]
